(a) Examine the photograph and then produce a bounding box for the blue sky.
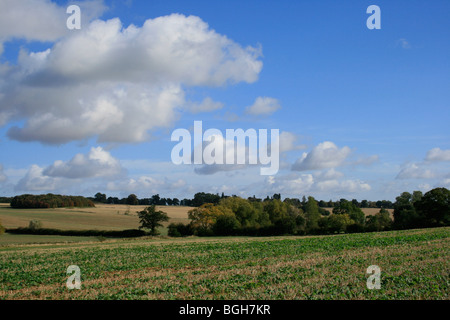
[0,0,449,201]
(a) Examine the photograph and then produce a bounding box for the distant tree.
[301,196,307,206]
[351,199,360,208]
[412,191,424,204]
[284,198,302,208]
[366,208,393,232]
[151,194,160,205]
[126,194,139,206]
[94,192,107,203]
[333,199,365,226]
[29,220,43,230]
[137,205,169,235]
[168,223,193,237]
[305,196,321,233]
[361,200,369,208]
[333,199,366,226]
[327,214,355,233]
[220,197,262,228]
[393,192,420,229]
[318,200,327,208]
[319,207,330,216]
[107,196,119,204]
[192,192,221,207]
[414,187,450,227]
[188,203,232,233]
[212,214,241,236]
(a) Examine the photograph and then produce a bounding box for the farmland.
[0,203,192,234]
[0,227,448,300]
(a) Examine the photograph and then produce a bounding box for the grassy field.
[0,227,448,300]
[0,203,192,234]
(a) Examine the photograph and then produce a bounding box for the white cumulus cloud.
[245,96,281,116]
[15,165,59,191]
[43,146,124,179]
[396,163,435,180]
[0,14,263,144]
[292,141,351,171]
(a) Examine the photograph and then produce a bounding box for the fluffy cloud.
[0,0,106,44]
[278,131,306,153]
[0,0,67,43]
[15,165,59,191]
[425,148,450,162]
[396,163,435,179]
[0,14,263,144]
[192,130,299,175]
[193,133,251,175]
[245,97,281,116]
[292,141,351,171]
[43,147,124,178]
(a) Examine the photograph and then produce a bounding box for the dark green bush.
[6,227,146,238]
[168,223,193,237]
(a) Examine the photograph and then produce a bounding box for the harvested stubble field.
[0,203,192,233]
[0,227,448,300]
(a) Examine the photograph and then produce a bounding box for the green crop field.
[0,227,448,300]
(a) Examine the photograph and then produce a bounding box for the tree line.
[10,194,95,208]
[91,191,394,209]
[167,187,449,237]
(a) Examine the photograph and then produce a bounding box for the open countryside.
[0,226,448,300]
[0,188,448,300]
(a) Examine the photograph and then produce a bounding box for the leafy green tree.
[212,214,241,236]
[414,187,450,227]
[327,214,355,233]
[412,191,423,204]
[138,205,169,235]
[332,199,365,225]
[305,196,321,233]
[94,192,107,203]
[220,196,261,228]
[366,208,393,232]
[264,199,288,224]
[393,192,420,229]
[127,194,139,205]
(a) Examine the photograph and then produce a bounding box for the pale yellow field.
[323,207,394,217]
[0,203,192,231]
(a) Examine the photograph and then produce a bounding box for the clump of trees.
[394,188,450,229]
[10,194,95,209]
[0,197,12,203]
[168,187,449,237]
